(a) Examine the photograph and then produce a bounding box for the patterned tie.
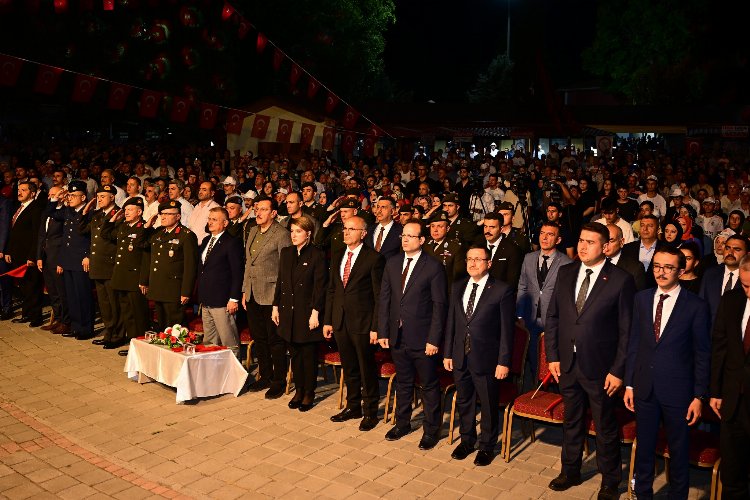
[653,293,669,342]
[465,282,479,355]
[375,226,384,252]
[11,205,22,227]
[723,272,734,295]
[204,236,216,262]
[575,269,593,315]
[401,257,413,293]
[744,315,750,356]
[342,251,353,288]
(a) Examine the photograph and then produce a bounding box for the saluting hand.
[82,198,96,215]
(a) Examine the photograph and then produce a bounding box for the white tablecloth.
[124,340,248,403]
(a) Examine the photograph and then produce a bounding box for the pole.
[506,0,511,58]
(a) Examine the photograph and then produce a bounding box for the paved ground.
[0,317,714,499]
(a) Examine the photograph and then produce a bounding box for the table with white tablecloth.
[124,339,248,403]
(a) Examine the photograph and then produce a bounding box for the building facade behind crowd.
[2,136,750,493]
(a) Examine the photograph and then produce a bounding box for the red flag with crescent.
[33,65,63,95]
[169,96,191,123]
[0,55,23,87]
[342,107,360,129]
[107,83,132,110]
[363,134,376,157]
[342,131,356,153]
[257,33,268,54]
[307,78,320,99]
[324,91,339,114]
[199,103,218,129]
[71,74,99,103]
[272,48,284,71]
[238,19,251,39]
[276,119,293,143]
[322,127,335,151]
[226,110,249,135]
[138,89,162,118]
[300,123,315,146]
[289,64,302,87]
[251,114,270,139]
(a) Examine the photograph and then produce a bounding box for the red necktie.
[743,314,750,356]
[375,226,384,252]
[11,205,22,226]
[653,293,669,342]
[401,257,413,293]
[342,251,353,288]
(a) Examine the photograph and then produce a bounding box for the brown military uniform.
[424,237,467,292]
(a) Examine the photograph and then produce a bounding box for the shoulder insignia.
[175,226,181,234]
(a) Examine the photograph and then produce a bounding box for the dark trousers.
[154,301,184,331]
[94,279,121,342]
[0,266,11,314]
[333,324,379,416]
[290,341,319,395]
[117,289,149,339]
[392,338,441,435]
[42,260,68,325]
[633,392,690,499]
[720,394,750,500]
[62,270,93,337]
[19,266,43,321]
[454,359,500,451]
[247,296,287,388]
[559,359,621,488]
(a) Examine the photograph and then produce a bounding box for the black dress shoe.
[473,450,494,466]
[451,442,475,460]
[61,330,77,338]
[118,350,129,356]
[28,319,44,328]
[385,426,411,441]
[330,408,363,423]
[597,485,619,500]
[548,473,583,491]
[359,416,379,431]
[76,332,96,341]
[11,316,30,323]
[418,434,439,450]
[264,386,285,399]
[299,392,315,412]
[299,402,314,412]
[103,340,127,349]
[288,397,302,409]
[0,311,14,321]
[248,379,271,392]
[92,339,107,345]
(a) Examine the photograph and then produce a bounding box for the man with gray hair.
[142,181,161,228]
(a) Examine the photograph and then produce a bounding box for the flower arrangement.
[149,324,203,348]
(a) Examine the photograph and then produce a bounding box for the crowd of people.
[1,136,750,498]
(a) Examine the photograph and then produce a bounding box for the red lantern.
[221,2,234,21]
[54,0,68,13]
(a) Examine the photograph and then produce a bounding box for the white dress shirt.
[574,259,606,304]
[374,220,395,250]
[401,251,421,290]
[652,285,680,338]
[723,266,738,295]
[188,199,220,243]
[608,251,622,266]
[340,243,364,282]
[201,231,223,264]
[463,273,490,313]
[742,299,750,340]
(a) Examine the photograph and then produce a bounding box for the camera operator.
[467,177,495,223]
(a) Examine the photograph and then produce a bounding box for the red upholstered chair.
[374,350,397,423]
[239,327,254,370]
[504,332,565,462]
[188,317,203,332]
[319,342,345,409]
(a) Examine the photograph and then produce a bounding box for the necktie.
[540,255,550,284]
[744,313,750,356]
[488,244,495,260]
[204,236,216,262]
[342,251,353,288]
[653,293,669,342]
[11,205,22,226]
[724,272,734,295]
[375,226,384,252]
[575,269,593,314]
[465,282,479,355]
[401,257,413,292]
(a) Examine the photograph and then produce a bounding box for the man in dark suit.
[621,214,663,290]
[0,195,14,320]
[700,234,747,324]
[365,196,402,260]
[324,216,385,432]
[709,254,750,499]
[545,222,636,499]
[624,247,711,499]
[36,186,68,332]
[483,212,523,289]
[378,219,447,450]
[443,245,515,466]
[198,207,244,357]
[604,224,647,291]
[6,180,45,326]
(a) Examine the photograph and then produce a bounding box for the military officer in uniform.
[300,182,327,223]
[424,210,466,292]
[107,197,152,356]
[443,193,481,247]
[314,198,359,255]
[225,195,249,240]
[140,200,199,330]
[80,185,123,349]
[52,181,95,340]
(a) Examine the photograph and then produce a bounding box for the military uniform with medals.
[424,211,467,292]
[301,201,327,223]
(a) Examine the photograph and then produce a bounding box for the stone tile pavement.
[0,319,713,499]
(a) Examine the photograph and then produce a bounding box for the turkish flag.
[0,55,22,87]
[251,114,270,139]
[289,65,302,87]
[342,132,356,154]
[107,82,132,110]
[1,265,27,278]
[300,123,316,146]
[363,134,376,157]
[324,91,339,114]
[169,96,191,123]
[226,110,249,135]
[322,127,335,151]
[103,0,114,10]
[138,90,162,118]
[272,48,284,71]
[71,74,99,103]
[199,103,218,129]
[238,19,251,39]
[257,33,268,54]
[307,78,320,99]
[33,65,63,95]
[686,137,702,157]
[276,119,293,143]
[368,124,383,137]
[342,107,360,129]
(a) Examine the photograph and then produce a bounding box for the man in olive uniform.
[314,198,359,255]
[80,185,123,349]
[443,193,481,247]
[141,200,199,330]
[300,182,327,223]
[424,210,466,292]
[107,197,152,356]
[224,195,248,240]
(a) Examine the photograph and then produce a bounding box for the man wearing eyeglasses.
[624,247,711,500]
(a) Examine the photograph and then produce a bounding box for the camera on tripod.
[542,176,566,201]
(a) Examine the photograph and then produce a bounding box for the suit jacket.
[365,221,403,260]
[626,287,711,408]
[614,253,648,291]
[7,198,44,265]
[443,275,515,374]
[0,197,12,258]
[699,264,741,324]
[378,251,447,348]
[545,260,636,380]
[197,232,244,308]
[242,222,292,305]
[324,244,385,334]
[273,244,327,343]
[710,288,750,420]
[36,201,65,265]
[621,239,665,289]
[487,235,524,289]
[516,250,572,325]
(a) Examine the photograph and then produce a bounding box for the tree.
[466,54,515,104]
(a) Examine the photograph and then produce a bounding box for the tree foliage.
[466,54,515,104]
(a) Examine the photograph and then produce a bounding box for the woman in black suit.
[272,216,327,411]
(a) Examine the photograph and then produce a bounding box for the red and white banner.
[342,106,360,129]
[138,90,162,118]
[324,91,339,114]
[276,119,293,143]
[307,78,320,99]
[363,135,376,157]
[289,64,302,87]
[33,65,63,95]
[341,131,356,154]
[256,33,268,54]
[107,82,132,110]
[322,127,335,150]
[71,74,98,103]
[169,96,191,123]
[226,110,249,135]
[272,48,284,71]
[199,103,218,129]
[300,123,316,146]
[251,114,270,139]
